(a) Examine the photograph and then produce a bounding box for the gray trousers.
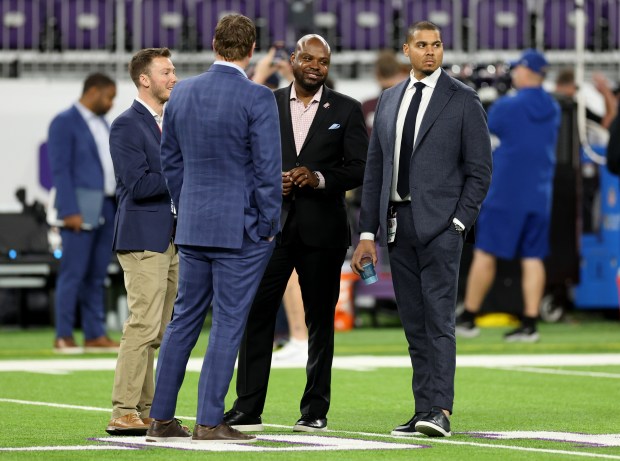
[388,203,462,414]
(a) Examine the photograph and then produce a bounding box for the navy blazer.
[48,105,105,218]
[109,100,174,253]
[276,84,368,248]
[359,69,492,246]
[161,64,282,249]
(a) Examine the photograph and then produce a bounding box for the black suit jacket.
[275,84,368,249]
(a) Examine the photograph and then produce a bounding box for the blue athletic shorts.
[474,207,550,259]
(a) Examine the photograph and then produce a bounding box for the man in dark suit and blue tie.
[145,14,281,444]
[225,34,368,433]
[106,48,179,436]
[48,73,120,353]
[351,21,492,437]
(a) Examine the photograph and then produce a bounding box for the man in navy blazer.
[352,21,492,437]
[226,35,368,433]
[106,48,179,436]
[48,73,120,353]
[146,14,281,444]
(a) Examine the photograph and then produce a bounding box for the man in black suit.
[351,21,492,437]
[225,34,368,432]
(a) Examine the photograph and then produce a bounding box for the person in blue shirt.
[457,49,561,342]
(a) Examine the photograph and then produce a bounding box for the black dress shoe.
[223,409,264,432]
[293,415,327,432]
[390,411,430,436]
[415,407,452,437]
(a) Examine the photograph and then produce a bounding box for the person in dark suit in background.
[48,73,120,353]
[351,21,492,437]
[145,14,281,444]
[225,34,368,433]
[106,48,178,436]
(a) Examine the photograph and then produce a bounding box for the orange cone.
[334,271,357,331]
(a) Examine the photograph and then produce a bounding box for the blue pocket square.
[328,123,341,130]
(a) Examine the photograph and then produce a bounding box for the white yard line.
[1,398,620,458]
[491,366,620,379]
[2,354,620,373]
[0,446,134,451]
[0,398,620,460]
[2,354,620,457]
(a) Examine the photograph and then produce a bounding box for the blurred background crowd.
[1,0,619,334]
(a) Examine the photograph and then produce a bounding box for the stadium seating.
[53,0,115,50]
[400,0,463,50]
[470,0,530,50]
[194,0,255,51]
[603,0,619,50]
[0,0,617,56]
[337,0,393,50]
[541,0,599,50]
[258,0,287,49]
[311,0,338,49]
[0,0,44,50]
[127,0,187,50]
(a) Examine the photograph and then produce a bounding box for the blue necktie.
[397,81,425,199]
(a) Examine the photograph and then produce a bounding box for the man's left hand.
[290,167,319,188]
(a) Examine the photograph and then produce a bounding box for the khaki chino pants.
[112,242,178,418]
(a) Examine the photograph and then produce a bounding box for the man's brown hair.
[128,48,172,87]
[213,14,256,62]
[375,50,403,79]
[555,68,575,86]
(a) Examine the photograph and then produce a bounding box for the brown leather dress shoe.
[53,337,82,354]
[142,417,189,432]
[146,419,192,442]
[106,413,149,436]
[192,422,256,444]
[83,336,120,353]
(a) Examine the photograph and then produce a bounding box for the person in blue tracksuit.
[457,49,561,342]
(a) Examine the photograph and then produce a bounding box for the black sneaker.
[455,313,480,338]
[390,412,429,436]
[415,407,451,437]
[223,409,264,432]
[293,416,327,432]
[504,325,539,343]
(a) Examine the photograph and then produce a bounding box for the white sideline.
[2,354,620,373]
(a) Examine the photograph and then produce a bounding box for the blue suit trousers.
[54,198,115,339]
[150,233,274,426]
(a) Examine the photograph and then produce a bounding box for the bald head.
[291,34,331,96]
[295,34,331,56]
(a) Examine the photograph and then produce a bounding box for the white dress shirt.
[75,102,116,197]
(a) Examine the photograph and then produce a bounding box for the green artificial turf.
[0,318,619,460]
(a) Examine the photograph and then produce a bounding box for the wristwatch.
[453,220,465,233]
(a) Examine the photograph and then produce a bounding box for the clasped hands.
[282,167,319,196]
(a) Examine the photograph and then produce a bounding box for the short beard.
[298,78,324,94]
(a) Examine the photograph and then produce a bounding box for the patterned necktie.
[154,114,162,132]
[397,81,425,199]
